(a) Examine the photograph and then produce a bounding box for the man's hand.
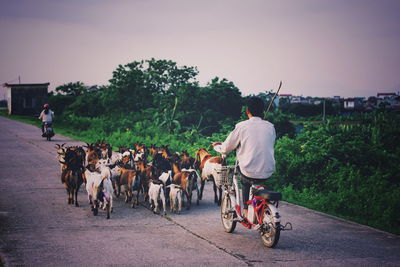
[212,142,222,147]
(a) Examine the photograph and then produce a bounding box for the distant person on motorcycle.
[38,104,55,135]
[212,97,276,219]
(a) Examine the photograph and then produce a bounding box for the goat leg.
[217,186,222,206]
[199,180,205,200]
[212,179,218,204]
[196,186,200,205]
[74,189,79,207]
[106,202,110,219]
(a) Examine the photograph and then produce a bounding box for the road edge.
[282,201,399,238]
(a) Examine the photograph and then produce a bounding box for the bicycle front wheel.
[220,193,236,233]
[260,206,280,248]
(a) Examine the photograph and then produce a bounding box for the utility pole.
[18,76,21,84]
[323,99,326,121]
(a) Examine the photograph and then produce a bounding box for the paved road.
[0,116,399,267]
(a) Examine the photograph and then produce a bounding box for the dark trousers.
[239,168,267,209]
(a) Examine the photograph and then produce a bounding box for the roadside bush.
[267,111,400,234]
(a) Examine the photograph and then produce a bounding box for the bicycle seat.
[254,188,282,201]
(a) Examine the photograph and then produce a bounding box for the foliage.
[265,109,296,138]
[55,81,91,96]
[65,93,104,117]
[267,111,400,234]
[48,94,75,116]
[190,77,243,134]
[104,59,198,114]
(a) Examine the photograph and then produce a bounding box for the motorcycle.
[42,122,55,141]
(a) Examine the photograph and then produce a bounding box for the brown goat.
[119,168,141,208]
[195,148,224,205]
[135,159,158,201]
[171,159,199,210]
[60,148,85,206]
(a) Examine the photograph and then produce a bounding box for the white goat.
[101,156,122,196]
[168,184,183,214]
[83,159,114,219]
[148,181,166,215]
[134,151,144,162]
[158,170,172,203]
[85,170,103,215]
[159,170,172,186]
[96,159,114,208]
[110,151,123,165]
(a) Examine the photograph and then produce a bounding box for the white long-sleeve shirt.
[220,116,276,179]
[39,109,55,123]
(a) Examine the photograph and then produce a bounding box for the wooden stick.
[264,81,282,119]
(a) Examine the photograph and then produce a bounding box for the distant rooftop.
[377,92,397,97]
[3,83,50,87]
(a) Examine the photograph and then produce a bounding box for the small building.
[279,94,293,98]
[343,97,365,111]
[3,83,50,115]
[290,97,302,104]
[332,96,341,104]
[278,94,292,105]
[291,96,312,104]
[376,92,400,110]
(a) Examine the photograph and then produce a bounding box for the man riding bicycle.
[212,97,276,219]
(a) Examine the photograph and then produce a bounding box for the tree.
[256,90,277,112]
[265,109,296,138]
[55,82,89,96]
[66,93,104,117]
[104,59,199,114]
[198,77,244,133]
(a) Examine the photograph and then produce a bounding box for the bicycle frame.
[225,163,281,229]
[216,145,292,247]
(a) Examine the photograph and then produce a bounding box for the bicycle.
[215,159,292,248]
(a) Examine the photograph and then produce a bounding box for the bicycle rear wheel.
[220,193,236,233]
[260,206,280,247]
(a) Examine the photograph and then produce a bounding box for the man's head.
[246,97,264,117]
[43,103,49,109]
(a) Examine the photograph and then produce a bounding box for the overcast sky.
[1,0,399,99]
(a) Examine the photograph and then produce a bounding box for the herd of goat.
[56,141,224,219]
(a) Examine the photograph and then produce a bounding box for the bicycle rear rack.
[263,222,293,231]
[279,222,293,231]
